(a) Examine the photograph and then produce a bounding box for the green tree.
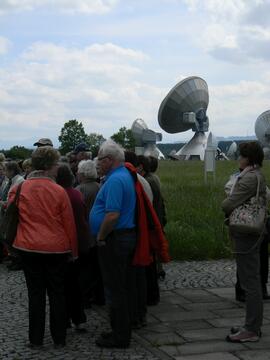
[87,133,106,158]
[5,146,32,160]
[58,119,88,154]
[111,127,135,150]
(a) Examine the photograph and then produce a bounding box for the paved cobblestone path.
[2,260,270,360]
[161,260,236,291]
[0,264,159,360]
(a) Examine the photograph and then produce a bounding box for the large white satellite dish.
[158,76,209,160]
[131,118,164,159]
[227,141,238,160]
[255,110,270,159]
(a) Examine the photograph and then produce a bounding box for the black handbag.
[0,182,23,246]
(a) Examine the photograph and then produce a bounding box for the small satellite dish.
[158,76,209,160]
[255,110,270,148]
[227,141,238,160]
[131,118,164,159]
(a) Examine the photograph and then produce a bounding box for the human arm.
[97,212,120,242]
[221,173,257,215]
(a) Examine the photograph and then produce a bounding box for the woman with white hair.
[76,160,100,215]
[76,160,104,307]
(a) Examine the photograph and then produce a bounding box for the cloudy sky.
[0,0,269,148]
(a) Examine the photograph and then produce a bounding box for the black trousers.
[78,247,105,306]
[131,266,147,324]
[98,231,136,344]
[20,251,68,345]
[65,261,86,326]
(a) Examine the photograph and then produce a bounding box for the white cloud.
[0,41,162,147]
[182,0,270,64]
[208,79,270,136]
[0,36,11,55]
[0,0,118,15]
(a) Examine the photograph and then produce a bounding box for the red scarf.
[125,162,170,266]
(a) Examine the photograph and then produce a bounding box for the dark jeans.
[98,230,136,344]
[20,251,68,345]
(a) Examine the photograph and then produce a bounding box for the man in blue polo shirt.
[90,140,136,348]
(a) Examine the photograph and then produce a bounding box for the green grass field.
[158,160,270,261]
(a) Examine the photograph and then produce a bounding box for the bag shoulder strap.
[255,172,261,202]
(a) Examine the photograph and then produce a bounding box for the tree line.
[1,119,136,160]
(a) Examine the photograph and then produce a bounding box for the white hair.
[77,160,97,179]
[99,140,125,162]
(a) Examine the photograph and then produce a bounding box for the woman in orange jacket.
[9,146,77,349]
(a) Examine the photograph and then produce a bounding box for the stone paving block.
[261,324,270,335]
[235,350,270,360]
[178,327,229,341]
[154,310,218,322]
[143,332,185,346]
[174,289,223,303]
[174,352,240,360]
[146,313,161,324]
[148,303,184,314]
[168,319,213,331]
[242,335,270,350]
[160,341,245,356]
[160,294,192,305]
[181,301,238,312]
[211,308,245,318]
[207,317,245,328]
[207,316,270,328]
[207,287,236,300]
[137,324,170,334]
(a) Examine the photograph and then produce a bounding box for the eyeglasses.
[97,156,110,161]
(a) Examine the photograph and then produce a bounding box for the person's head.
[238,141,264,170]
[77,160,97,183]
[124,151,139,167]
[31,146,60,178]
[56,163,75,188]
[97,140,125,176]
[5,161,21,179]
[33,138,53,147]
[73,143,92,162]
[22,158,32,175]
[66,152,77,173]
[149,156,159,173]
[137,155,150,176]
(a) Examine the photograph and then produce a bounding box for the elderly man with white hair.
[90,140,136,349]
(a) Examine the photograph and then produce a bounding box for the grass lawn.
[158,160,270,261]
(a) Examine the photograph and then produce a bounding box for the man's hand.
[97,212,120,242]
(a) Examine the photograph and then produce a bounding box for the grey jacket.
[221,168,266,216]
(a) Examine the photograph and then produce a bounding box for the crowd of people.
[0,138,270,348]
[0,138,169,349]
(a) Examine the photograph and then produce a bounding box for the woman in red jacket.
[9,146,77,349]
